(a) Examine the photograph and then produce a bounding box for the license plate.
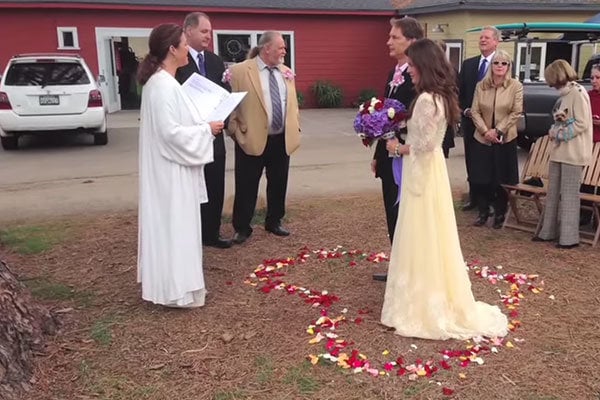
[39,95,59,106]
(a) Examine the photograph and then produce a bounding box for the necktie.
[197,53,206,77]
[268,67,283,132]
[392,64,403,84]
[477,58,487,81]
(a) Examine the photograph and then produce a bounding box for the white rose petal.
[387,108,395,119]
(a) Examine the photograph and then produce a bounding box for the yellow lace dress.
[380,92,508,340]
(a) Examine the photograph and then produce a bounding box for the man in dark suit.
[458,26,499,211]
[372,17,424,282]
[176,11,232,249]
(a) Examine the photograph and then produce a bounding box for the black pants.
[232,134,290,236]
[473,183,508,217]
[201,152,226,242]
[462,118,475,202]
[380,171,399,244]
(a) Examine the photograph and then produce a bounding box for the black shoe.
[265,225,290,237]
[556,243,579,249]
[372,273,387,282]
[461,201,476,211]
[531,236,554,242]
[203,237,232,249]
[492,215,505,229]
[473,214,489,227]
[232,232,250,245]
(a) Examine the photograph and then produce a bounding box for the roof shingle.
[0,0,396,12]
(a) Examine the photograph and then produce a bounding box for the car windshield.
[4,61,90,86]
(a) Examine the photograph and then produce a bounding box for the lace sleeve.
[404,93,444,197]
[409,93,444,155]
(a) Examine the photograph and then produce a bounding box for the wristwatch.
[496,129,504,142]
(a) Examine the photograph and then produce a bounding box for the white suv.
[0,54,107,150]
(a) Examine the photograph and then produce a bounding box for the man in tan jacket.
[227,31,301,244]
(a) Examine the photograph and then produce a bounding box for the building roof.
[0,0,396,12]
[395,0,600,14]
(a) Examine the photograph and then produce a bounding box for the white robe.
[137,69,215,308]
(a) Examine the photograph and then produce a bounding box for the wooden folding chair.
[501,135,552,232]
[579,143,600,246]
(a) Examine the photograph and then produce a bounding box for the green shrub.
[311,80,343,108]
[297,91,305,108]
[356,88,378,106]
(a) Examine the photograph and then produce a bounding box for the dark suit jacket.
[458,55,481,138]
[175,51,231,157]
[374,68,416,179]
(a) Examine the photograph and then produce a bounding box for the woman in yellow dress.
[380,39,508,340]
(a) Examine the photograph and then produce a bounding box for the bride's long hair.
[405,39,460,127]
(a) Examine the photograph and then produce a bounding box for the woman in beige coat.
[471,50,523,229]
[533,60,592,249]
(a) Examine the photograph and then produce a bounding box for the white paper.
[209,92,247,121]
[182,73,246,121]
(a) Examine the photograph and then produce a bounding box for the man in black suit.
[176,12,232,249]
[372,17,424,282]
[458,26,499,211]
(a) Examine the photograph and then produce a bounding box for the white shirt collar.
[396,62,409,73]
[257,56,280,71]
[480,51,495,65]
[188,47,204,61]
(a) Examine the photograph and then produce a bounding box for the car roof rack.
[12,53,81,59]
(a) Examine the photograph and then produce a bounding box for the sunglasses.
[493,61,509,66]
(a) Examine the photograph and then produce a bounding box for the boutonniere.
[221,68,232,83]
[282,69,295,81]
[389,69,405,89]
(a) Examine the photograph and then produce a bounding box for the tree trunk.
[0,260,58,400]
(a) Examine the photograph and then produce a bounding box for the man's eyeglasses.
[493,61,509,66]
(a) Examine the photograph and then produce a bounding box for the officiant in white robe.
[136,23,225,308]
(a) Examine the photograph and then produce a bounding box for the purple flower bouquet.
[353,97,407,203]
[353,97,407,147]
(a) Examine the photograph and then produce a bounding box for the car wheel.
[1,135,18,150]
[94,131,108,146]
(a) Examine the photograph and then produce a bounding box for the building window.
[213,30,295,69]
[57,27,80,50]
[444,41,463,71]
[515,42,547,82]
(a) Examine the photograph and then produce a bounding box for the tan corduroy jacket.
[227,57,301,156]
[471,77,523,145]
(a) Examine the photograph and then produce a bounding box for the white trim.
[94,27,152,113]
[57,27,80,50]
[212,30,296,70]
[515,42,547,82]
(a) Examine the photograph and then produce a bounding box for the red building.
[0,0,398,111]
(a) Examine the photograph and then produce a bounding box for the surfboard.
[467,22,600,33]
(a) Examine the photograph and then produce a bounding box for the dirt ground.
[2,192,600,400]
